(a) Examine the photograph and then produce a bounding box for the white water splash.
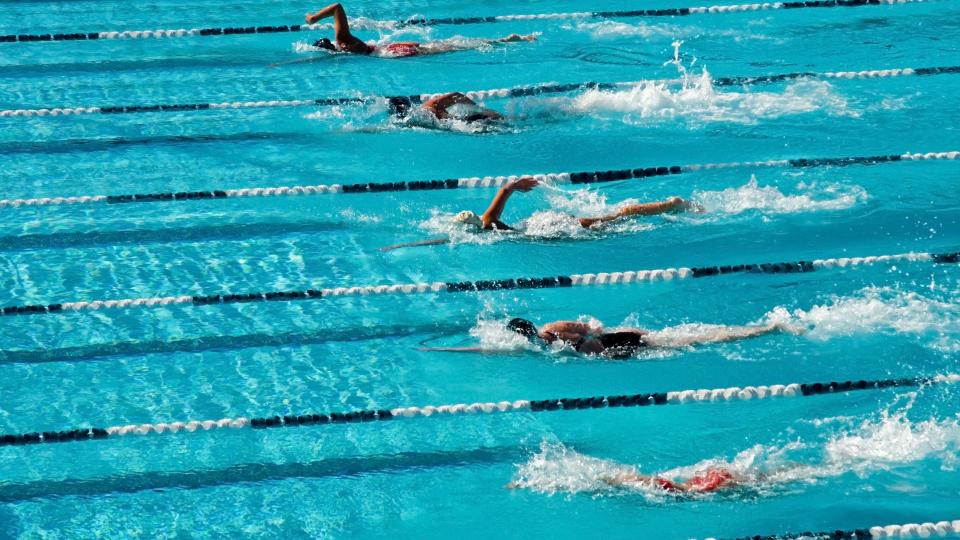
[339,208,382,224]
[510,441,640,496]
[393,106,505,134]
[567,20,689,39]
[567,20,778,42]
[511,441,802,498]
[568,72,855,124]
[826,409,960,472]
[764,287,960,349]
[417,210,510,246]
[293,40,327,53]
[470,317,544,352]
[691,176,868,216]
[513,408,960,498]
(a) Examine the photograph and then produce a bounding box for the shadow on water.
[558,46,655,66]
[0,444,526,502]
[0,132,317,155]
[0,56,282,77]
[0,322,469,365]
[0,220,349,252]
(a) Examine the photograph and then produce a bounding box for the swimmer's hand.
[506,176,539,193]
[680,198,706,213]
[767,320,807,335]
[305,12,321,24]
[667,196,704,214]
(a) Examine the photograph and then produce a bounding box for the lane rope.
[710,519,960,539]
[1,250,956,318]
[1,374,955,447]
[2,64,957,119]
[0,0,933,44]
[0,150,956,210]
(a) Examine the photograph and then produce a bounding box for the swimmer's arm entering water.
[422,92,504,121]
[540,321,602,343]
[423,93,476,119]
[305,3,370,53]
[480,176,539,229]
[378,237,451,252]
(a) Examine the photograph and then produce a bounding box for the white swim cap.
[453,210,483,227]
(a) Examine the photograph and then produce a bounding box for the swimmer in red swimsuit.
[304,3,537,57]
[604,468,738,494]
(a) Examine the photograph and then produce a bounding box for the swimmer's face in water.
[507,318,542,342]
[388,97,413,118]
[464,111,502,124]
[313,38,338,51]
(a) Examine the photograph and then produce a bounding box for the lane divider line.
[0,0,933,44]
[2,65,957,118]
[0,250,956,317]
[1,374,955,447]
[0,150,956,210]
[710,518,960,539]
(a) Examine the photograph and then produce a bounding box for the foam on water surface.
[514,403,960,499]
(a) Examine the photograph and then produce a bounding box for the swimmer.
[379,176,698,251]
[422,317,802,358]
[387,92,503,127]
[303,3,537,58]
[602,468,739,493]
[507,468,741,494]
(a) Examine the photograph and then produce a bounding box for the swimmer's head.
[507,318,539,341]
[313,38,337,51]
[388,96,413,119]
[453,210,483,228]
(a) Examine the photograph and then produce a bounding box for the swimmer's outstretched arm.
[643,321,803,348]
[419,34,538,56]
[601,472,671,488]
[480,176,538,229]
[577,197,693,228]
[378,237,451,252]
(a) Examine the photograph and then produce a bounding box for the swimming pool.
[1,0,959,537]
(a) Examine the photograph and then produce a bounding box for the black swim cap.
[507,318,539,340]
[388,96,413,118]
[313,38,337,51]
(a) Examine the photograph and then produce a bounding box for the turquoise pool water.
[1,0,959,537]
